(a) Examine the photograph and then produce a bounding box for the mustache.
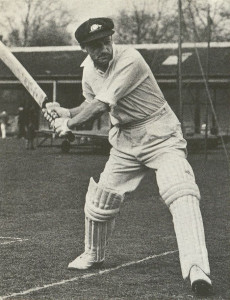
[98,53,111,59]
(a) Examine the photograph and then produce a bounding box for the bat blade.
[0,41,47,108]
[0,41,75,142]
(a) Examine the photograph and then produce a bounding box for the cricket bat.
[0,41,75,142]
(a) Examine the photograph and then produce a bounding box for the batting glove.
[42,102,70,122]
[52,117,71,137]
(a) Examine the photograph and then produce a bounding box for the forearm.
[69,101,89,118]
[67,100,108,129]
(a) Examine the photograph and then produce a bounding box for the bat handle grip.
[42,101,75,142]
[66,131,75,142]
[51,112,75,142]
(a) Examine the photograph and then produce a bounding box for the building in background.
[0,43,229,138]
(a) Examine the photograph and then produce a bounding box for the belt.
[116,102,169,129]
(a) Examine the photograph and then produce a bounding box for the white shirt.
[81,45,166,125]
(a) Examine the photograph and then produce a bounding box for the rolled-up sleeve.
[95,50,149,106]
[82,79,95,103]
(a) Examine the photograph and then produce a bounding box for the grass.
[0,137,229,300]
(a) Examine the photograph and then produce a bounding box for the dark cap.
[75,17,114,45]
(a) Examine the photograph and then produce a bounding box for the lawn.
[0,137,229,300]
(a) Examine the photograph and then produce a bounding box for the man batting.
[43,18,213,296]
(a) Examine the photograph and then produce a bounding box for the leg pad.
[170,196,210,278]
[156,158,210,279]
[84,178,124,222]
[83,178,124,262]
[156,158,200,207]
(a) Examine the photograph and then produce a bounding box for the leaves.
[0,0,73,46]
[0,0,230,46]
[114,0,230,44]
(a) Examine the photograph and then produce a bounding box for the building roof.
[0,42,230,81]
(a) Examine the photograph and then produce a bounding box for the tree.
[114,0,178,44]
[28,20,72,46]
[113,0,230,44]
[182,0,230,42]
[0,0,75,46]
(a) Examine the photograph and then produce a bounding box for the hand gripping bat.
[0,41,75,142]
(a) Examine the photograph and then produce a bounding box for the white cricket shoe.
[190,265,213,296]
[68,251,104,270]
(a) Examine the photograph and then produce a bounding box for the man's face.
[83,36,113,70]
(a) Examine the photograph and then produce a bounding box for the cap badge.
[90,24,102,33]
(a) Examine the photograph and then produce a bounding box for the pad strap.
[156,158,201,207]
[161,182,200,207]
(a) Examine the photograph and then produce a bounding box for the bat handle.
[51,112,75,142]
[42,101,75,142]
[50,111,75,142]
[66,131,75,142]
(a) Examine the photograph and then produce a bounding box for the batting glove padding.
[43,102,70,122]
[52,117,71,137]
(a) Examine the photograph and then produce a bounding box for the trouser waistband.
[117,102,170,129]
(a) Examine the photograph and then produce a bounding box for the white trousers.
[99,103,187,193]
[97,103,210,278]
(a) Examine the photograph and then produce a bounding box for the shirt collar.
[80,55,91,68]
